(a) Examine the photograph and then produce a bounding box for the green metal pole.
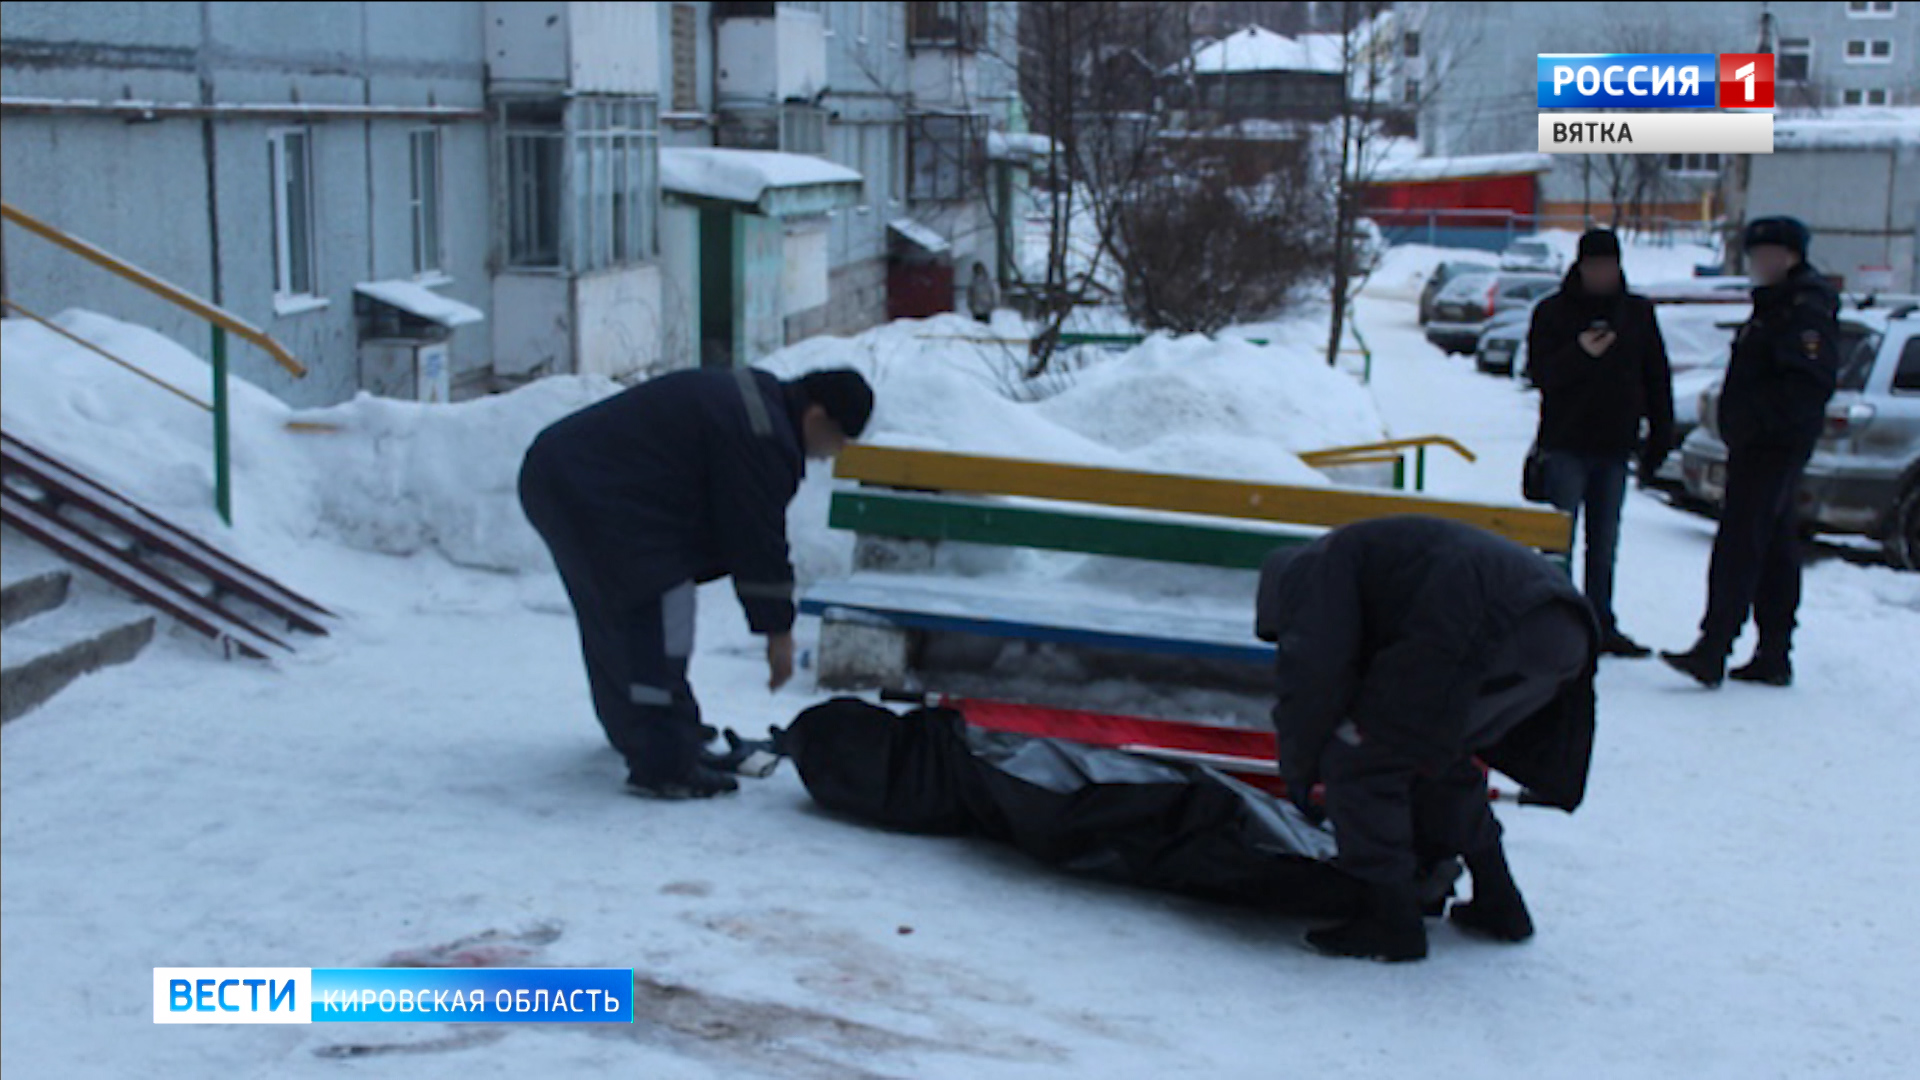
[213,325,231,525]
[1393,456,1406,491]
[1416,445,1428,492]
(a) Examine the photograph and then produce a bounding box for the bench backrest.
[835,445,1575,555]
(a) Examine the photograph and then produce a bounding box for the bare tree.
[1112,149,1337,334]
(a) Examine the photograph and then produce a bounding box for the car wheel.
[1885,480,1920,572]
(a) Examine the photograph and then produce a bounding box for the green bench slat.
[830,490,1313,570]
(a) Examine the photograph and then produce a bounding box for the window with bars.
[1843,87,1891,105]
[782,104,828,155]
[1779,38,1812,81]
[908,113,980,202]
[573,97,660,272]
[501,97,658,273]
[908,1,983,49]
[671,5,699,113]
[269,127,318,300]
[1403,31,1420,58]
[1665,152,1723,175]
[409,129,444,277]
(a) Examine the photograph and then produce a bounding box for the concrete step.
[2,588,158,724]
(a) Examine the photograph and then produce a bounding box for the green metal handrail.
[2,201,305,525]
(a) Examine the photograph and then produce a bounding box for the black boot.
[1660,642,1728,688]
[1600,630,1652,659]
[626,765,740,800]
[1729,652,1793,687]
[1306,883,1428,962]
[1449,842,1534,943]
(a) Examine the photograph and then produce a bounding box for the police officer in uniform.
[1663,217,1839,689]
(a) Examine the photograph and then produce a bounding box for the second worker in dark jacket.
[519,366,874,799]
[1526,228,1675,658]
[1256,516,1599,962]
[1664,217,1840,689]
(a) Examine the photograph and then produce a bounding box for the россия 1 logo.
[1536,53,1718,109]
[1717,52,1775,108]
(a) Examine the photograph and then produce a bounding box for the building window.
[782,104,828,155]
[1779,38,1813,82]
[888,124,903,204]
[1665,152,1722,175]
[503,100,565,269]
[501,97,657,273]
[671,4,699,113]
[908,113,980,202]
[269,128,318,301]
[1403,31,1420,58]
[573,96,660,272]
[1845,39,1894,62]
[1403,77,1421,105]
[1843,87,1891,105]
[408,129,444,277]
[908,1,983,49]
[1847,1,1896,17]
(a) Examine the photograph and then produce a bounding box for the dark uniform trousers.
[1321,602,1592,885]
[1700,445,1808,657]
[518,458,705,785]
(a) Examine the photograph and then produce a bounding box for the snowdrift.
[3,310,1384,586]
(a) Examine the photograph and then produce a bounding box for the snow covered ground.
[4,273,1918,1077]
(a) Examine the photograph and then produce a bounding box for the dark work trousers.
[1543,451,1630,635]
[1321,602,1591,885]
[1700,446,1809,659]
[518,459,705,786]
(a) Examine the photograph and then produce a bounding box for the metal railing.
[1301,435,1477,492]
[1,201,305,525]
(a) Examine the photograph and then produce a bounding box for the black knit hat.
[795,368,874,440]
[1577,228,1622,260]
[1744,216,1810,258]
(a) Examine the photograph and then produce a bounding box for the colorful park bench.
[802,444,1574,689]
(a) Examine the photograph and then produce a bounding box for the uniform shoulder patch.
[1801,329,1822,356]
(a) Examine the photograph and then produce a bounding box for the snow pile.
[1362,243,1497,302]
[1774,108,1920,151]
[0,311,316,558]
[1037,334,1379,483]
[288,377,622,573]
[3,309,1383,587]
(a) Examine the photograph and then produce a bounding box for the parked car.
[1425,272,1559,354]
[1681,307,1920,568]
[1418,259,1497,325]
[1474,306,1533,376]
[1499,238,1564,275]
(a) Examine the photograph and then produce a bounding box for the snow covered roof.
[1773,109,1920,151]
[1367,152,1556,183]
[1182,26,1345,76]
[887,218,950,255]
[659,148,862,213]
[352,280,484,327]
[987,131,1058,162]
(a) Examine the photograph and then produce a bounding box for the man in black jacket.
[519,367,874,798]
[1664,217,1840,689]
[1256,517,1599,962]
[1527,228,1676,658]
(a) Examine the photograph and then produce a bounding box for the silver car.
[1425,272,1559,355]
[1681,307,1920,568]
[1499,238,1564,275]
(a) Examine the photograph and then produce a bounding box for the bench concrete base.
[817,617,916,690]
